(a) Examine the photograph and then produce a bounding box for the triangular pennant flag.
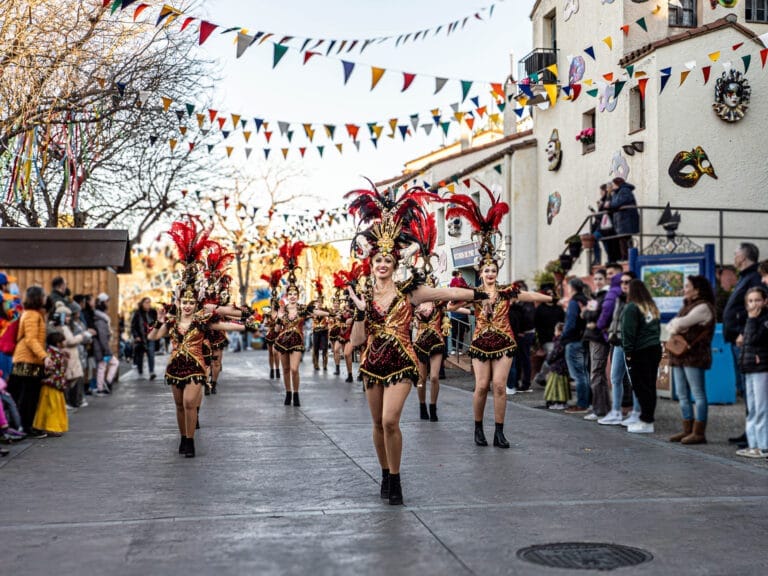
[620,24,630,36]
[206,144,214,154]
[299,147,306,158]
[398,125,408,140]
[373,125,383,139]
[570,83,582,101]
[156,4,181,27]
[185,103,195,116]
[470,96,480,108]
[603,36,613,50]
[462,178,471,188]
[169,138,177,152]
[434,77,448,94]
[243,131,252,142]
[278,121,289,136]
[342,60,355,84]
[625,64,635,79]
[402,72,416,92]
[637,77,649,100]
[187,142,194,151]
[613,81,626,99]
[178,125,187,135]
[546,63,558,77]
[460,80,472,102]
[603,73,614,82]
[199,21,218,45]
[636,17,647,32]
[231,114,241,127]
[370,138,378,149]
[281,148,289,159]
[324,124,336,139]
[303,124,315,142]
[410,114,419,131]
[493,164,503,175]
[465,117,475,130]
[335,143,343,154]
[709,51,721,62]
[217,117,226,130]
[660,74,671,94]
[544,84,558,106]
[454,111,465,123]
[244,148,252,159]
[366,122,377,137]
[732,42,744,51]
[422,124,433,136]
[273,44,289,68]
[149,135,158,146]
[742,54,751,74]
[761,48,768,68]
[236,32,254,58]
[303,51,319,65]
[476,106,487,117]
[491,82,505,98]
[586,88,599,98]
[679,70,691,86]
[519,84,534,98]
[226,146,234,158]
[286,130,294,143]
[264,149,271,159]
[440,121,450,136]
[265,131,273,143]
[702,65,711,84]
[208,109,218,122]
[317,145,325,157]
[371,67,385,90]
[584,46,595,60]
[161,96,173,111]
[179,16,195,31]
[221,131,230,139]
[240,119,247,129]
[133,4,149,21]
[346,124,360,140]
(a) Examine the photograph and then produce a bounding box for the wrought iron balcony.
[518,48,558,84]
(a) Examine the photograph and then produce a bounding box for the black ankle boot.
[196,407,200,429]
[178,436,187,454]
[357,372,363,382]
[284,391,292,405]
[276,368,281,379]
[388,473,403,505]
[474,421,488,446]
[419,403,429,420]
[211,381,217,395]
[380,469,390,499]
[493,423,510,448]
[292,392,301,407]
[270,368,275,379]
[335,365,340,375]
[429,403,438,422]
[185,437,195,458]
[204,384,211,396]
[345,373,353,383]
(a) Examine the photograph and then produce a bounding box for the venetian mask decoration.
[610,151,630,180]
[598,82,618,113]
[545,129,562,171]
[713,69,750,122]
[710,1,739,8]
[668,146,718,188]
[563,0,579,21]
[546,192,562,225]
[568,56,585,85]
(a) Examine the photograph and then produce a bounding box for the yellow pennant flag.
[454,112,465,123]
[447,183,455,194]
[243,131,252,142]
[169,138,177,152]
[231,114,241,128]
[226,146,234,157]
[679,70,691,86]
[303,123,315,142]
[372,125,383,139]
[544,84,558,107]
[388,118,398,133]
[371,67,386,90]
[335,143,343,154]
[196,113,205,128]
[489,113,501,124]
[603,36,613,50]
[546,63,558,77]
[634,71,647,78]
[583,79,593,86]
[708,51,721,62]
[281,148,288,159]
[161,96,173,112]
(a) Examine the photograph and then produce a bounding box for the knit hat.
[96,292,110,303]
[54,301,72,316]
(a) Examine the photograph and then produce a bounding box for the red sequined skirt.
[207,329,228,351]
[360,334,418,387]
[275,330,304,354]
[329,325,342,342]
[265,327,278,345]
[469,329,516,361]
[414,328,445,363]
[165,353,207,389]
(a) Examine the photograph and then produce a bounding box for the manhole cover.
[517,542,653,571]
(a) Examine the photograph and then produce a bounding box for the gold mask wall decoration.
[668,146,718,188]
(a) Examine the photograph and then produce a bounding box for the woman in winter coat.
[666,276,716,445]
[53,302,94,408]
[93,293,118,395]
[609,178,640,261]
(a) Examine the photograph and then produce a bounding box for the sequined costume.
[360,278,420,387]
[274,305,314,354]
[469,285,519,361]
[264,315,279,346]
[164,311,216,389]
[414,303,446,363]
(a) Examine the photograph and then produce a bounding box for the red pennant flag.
[188,142,195,151]
[490,82,505,98]
[732,42,744,51]
[476,106,487,117]
[761,48,768,68]
[571,83,582,101]
[465,117,475,130]
[603,73,614,82]
[303,51,319,65]
[199,21,218,45]
[299,147,306,158]
[637,78,648,100]
[217,117,226,129]
[133,3,149,20]
[620,25,630,36]
[265,131,273,143]
[180,17,195,32]
[402,72,416,92]
[345,124,360,140]
[462,178,471,188]
[208,109,218,122]
[702,65,711,84]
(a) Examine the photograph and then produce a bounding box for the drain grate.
[517,542,653,571]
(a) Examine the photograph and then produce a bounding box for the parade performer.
[447,184,552,449]
[342,261,367,383]
[409,212,448,422]
[203,243,236,395]
[148,218,251,458]
[345,181,484,505]
[311,278,330,371]
[273,240,328,407]
[329,272,353,377]
[260,269,283,380]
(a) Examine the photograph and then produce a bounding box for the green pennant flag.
[613,81,626,99]
[636,17,647,32]
[185,103,195,116]
[317,146,324,158]
[625,64,634,79]
[586,88,599,98]
[273,44,289,68]
[742,54,751,74]
[110,0,121,15]
[440,121,451,136]
[460,80,472,102]
[493,164,503,175]
[497,102,506,112]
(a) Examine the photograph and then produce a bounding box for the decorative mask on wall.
[598,83,618,113]
[668,147,718,188]
[568,56,585,85]
[546,192,562,225]
[713,69,750,122]
[710,1,739,8]
[610,151,630,180]
[563,0,579,21]
[545,129,563,171]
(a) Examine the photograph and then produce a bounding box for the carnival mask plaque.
[546,129,563,171]
[546,192,562,225]
[668,146,717,188]
[563,0,579,21]
[713,69,750,122]
[568,56,585,85]
[610,151,630,180]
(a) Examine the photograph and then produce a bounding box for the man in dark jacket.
[507,281,536,393]
[582,269,611,419]
[563,278,591,412]
[532,283,565,386]
[131,297,158,379]
[609,178,639,261]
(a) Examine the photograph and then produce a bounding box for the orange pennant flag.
[620,24,630,36]
[371,67,385,90]
[231,114,241,128]
[281,148,289,159]
[169,138,177,152]
[243,131,252,142]
[345,124,360,140]
[161,97,173,112]
[603,73,614,82]
[465,117,475,130]
[225,146,233,158]
[679,70,691,86]
[196,113,205,128]
[179,126,187,136]
[490,82,505,98]
[637,77,649,100]
[476,106,487,117]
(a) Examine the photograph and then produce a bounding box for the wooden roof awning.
[0,228,131,273]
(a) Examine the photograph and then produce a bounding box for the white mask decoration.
[598,83,618,113]
[563,0,579,21]
[610,151,630,181]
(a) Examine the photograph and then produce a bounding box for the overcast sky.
[191,0,533,209]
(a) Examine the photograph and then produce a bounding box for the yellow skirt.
[33,386,69,434]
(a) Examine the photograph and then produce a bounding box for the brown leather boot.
[669,419,693,442]
[681,420,707,444]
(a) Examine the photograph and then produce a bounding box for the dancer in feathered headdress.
[310,277,330,372]
[147,217,251,458]
[202,242,237,396]
[329,270,354,378]
[344,180,487,506]
[260,269,283,380]
[446,180,552,450]
[273,239,328,407]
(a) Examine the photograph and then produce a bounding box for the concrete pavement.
[1,349,767,576]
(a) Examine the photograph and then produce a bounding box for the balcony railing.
[518,47,558,85]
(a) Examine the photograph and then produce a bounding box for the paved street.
[2,349,767,576]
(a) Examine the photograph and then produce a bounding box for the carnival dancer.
[342,261,367,383]
[345,181,484,505]
[329,273,352,377]
[260,269,283,380]
[273,240,329,407]
[311,278,330,371]
[148,219,252,458]
[203,243,236,395]
[447,184,552,448]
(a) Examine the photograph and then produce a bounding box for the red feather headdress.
[408,210,437,274]
[166,216,215,301]
[278,239,306,293]
[313,277,324,300]
[445,180,509,269]
[204,242,235,278]
[260,269,283,289]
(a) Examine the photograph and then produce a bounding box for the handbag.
[600,213,613,231]
[665,330,709,357]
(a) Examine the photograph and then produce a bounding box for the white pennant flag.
[684,60,697,70]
